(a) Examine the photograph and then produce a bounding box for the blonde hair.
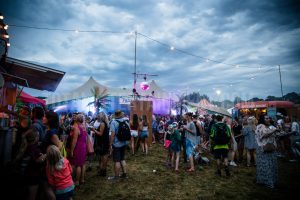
[98,112,109,124]
[247,116,257,132]
[46,145,63,172]
[76,114,84,124]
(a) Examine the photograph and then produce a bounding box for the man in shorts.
[108,110,129,180]
[210,115,231,177]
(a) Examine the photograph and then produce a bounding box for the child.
[170,123,181,171]
[164,125,172,168]
[20,129,46,200]
[46,145,74,200]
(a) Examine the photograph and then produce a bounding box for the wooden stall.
[130,100,153,144]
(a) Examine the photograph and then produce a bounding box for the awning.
[235,101,295,109]
[1,57,65,92]
[19,91,46,106]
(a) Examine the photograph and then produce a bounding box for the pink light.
[140,82,150,91]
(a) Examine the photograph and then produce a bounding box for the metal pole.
[133,31,137,100]
[278,65,284,99]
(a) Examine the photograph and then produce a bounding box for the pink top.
[46,158,74,192]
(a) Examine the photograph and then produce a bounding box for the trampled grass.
[75,144,300,200]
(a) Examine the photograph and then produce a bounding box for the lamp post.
[133,31,137,100]
[278,65,284,99]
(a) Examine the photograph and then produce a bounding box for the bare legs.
[75,165,86,185]
[171,152,180,171]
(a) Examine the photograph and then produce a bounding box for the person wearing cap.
[108,110,129,180]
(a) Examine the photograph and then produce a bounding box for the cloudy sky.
[1,0,300,101]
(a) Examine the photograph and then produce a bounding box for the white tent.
[46,77,178,105]
[46,77,108,105]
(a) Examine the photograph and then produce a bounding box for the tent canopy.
[47,77,178,105]
[19,91,46,106]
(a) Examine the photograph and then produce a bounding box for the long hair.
[132,114,139,129]
[46,145,63,172]
[98,112,109,125]
[76,114,84,124]
[45,111,59,129]
[142,115,148,127]
[247,116,257,132]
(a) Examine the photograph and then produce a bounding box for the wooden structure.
[130,100,153,144]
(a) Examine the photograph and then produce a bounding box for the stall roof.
[235,101,295,109]
[19,91,46,106]
[1,57,65,92]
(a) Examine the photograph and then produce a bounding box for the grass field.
[75,144,300,200]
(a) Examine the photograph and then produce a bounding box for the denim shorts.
[112,146,126,162]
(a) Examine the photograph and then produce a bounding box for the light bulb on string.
[7,43,10,47]
[0,15,3,20]
[75,29,79,33]
[170,46,175,51]
[3,34,9,39]
[4,25,8,30]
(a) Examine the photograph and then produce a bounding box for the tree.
[233,96,243,105]
[248,97,264,102]
[173,94,189,116]
[88,86,110,115]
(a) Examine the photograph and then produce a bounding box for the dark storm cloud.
[1,0,299,100]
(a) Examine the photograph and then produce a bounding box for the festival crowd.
[3,105,300,199]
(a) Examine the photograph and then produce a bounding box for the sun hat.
[114,110,124,118]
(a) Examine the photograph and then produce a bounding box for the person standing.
[139,115,149,155]
[31,106,46,142]
[210,115,231,177]
[183,112,197,172]
[93,112,110,177]
[108,110,129,180]
[129,114,139,155]
[242,116,258,167]
[69,114,87,187]
[255,115,279,189]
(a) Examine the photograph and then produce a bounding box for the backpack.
[194,121,201,136]
[116,120,131,141]
[214,123,230,145]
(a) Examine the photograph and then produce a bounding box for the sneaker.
[107,176,119,181]
[230,161,237,167]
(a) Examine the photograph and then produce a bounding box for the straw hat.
[114,110,124,118]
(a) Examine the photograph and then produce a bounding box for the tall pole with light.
[133,31,137,100]
[278,65,284,99]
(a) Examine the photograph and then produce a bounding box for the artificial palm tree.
[173,94,189,116]
[88,86,110,114]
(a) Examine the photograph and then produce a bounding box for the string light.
[8,24,281,73]
[7,43,10,47]
[0,15,3,20]
[4,25,8,30]
[3,34,9,39]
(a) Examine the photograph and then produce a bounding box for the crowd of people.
[3,105,300,199]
